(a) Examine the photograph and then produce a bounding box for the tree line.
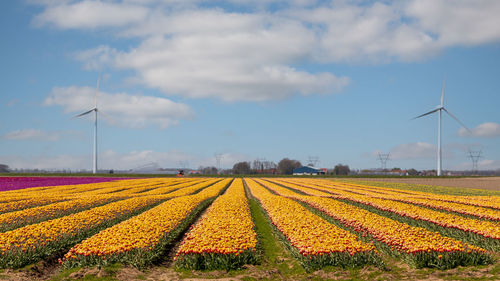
[228,158,351,175]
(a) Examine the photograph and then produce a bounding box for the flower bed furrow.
[62,178,232,268]
[175,178,258,270]
[270,179,500,240]
[245,179,379,270]
[0,195,166,268]
[256,179,492,269]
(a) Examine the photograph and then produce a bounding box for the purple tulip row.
[0,177,131,191]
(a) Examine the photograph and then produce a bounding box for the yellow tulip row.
[0,196,164,252]
[246,179,375,257]
[282,178,500,221]
[0,178,208,216]
[0,194,168,268]
[294,178,500,210]
[62,179,231,266]
[138,178,215,196]
[0,195,121,232]
[0,196,69,214]
[257,179,486,255]
[175,178,257,258]
[271,179,500,240]
[303,179,500,219]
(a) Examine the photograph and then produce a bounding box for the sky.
[1,0,500,172]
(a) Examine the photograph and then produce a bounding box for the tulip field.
[0,176,498,280]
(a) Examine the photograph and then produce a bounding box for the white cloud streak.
[33,0,150,29]
[458,122,500,138]
[389,142,437,160]
[43,86,193,129]
[1,129,61,141]
[0,150,248,170]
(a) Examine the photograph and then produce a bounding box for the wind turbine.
[75,77,100,174]
[412,78,469,176]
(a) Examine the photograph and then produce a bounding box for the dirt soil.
[351,177,500,191]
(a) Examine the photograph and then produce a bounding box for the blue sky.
[1,0,499,171]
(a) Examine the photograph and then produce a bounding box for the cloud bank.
[459,122,500,138]
[30,0,500,102]
[44,86,193,129]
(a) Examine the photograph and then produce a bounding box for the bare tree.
[333,164,350,175]
[277,158,302,175]
[233,162,251,174]
[200,166,218,175]
[0,164,9,173]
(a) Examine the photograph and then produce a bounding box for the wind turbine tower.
[75,77,100,174]
[413,78,469,176]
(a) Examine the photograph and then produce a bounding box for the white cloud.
[31,1,500,102]
[477,159,500,170]
[0,150,248,170]
[390,142,436,160]
[43,86,193,129]
[74,45,119,71]
[289,2,438,63]
[453,159,500,171]
[84,10,350,102]
[2,129,61,141]
[406,0,500,47]
[458,122,500,138]
[33,0,150,29]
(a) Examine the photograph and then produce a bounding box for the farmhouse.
[292,166,325,175]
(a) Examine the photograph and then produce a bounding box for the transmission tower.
[214,153,223,173]
[467,149,482,173]
[307,156,320,167]
[377,152,390,170]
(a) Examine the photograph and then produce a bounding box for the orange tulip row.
[290,178,500,210]
[246,179,375,257]
[61,179,231,267]
[271,179,500,240]
[286,179,500,220]
[257,179,486,255]
[175,178,257,258]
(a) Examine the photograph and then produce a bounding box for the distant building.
[293,166,325,175]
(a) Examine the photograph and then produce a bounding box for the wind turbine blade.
[443,108,470,132]
[412,108,440,119]
[441,74,446,106]
[99,110,116,125]
[74,108,95,118]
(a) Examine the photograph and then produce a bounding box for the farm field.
[0,177,498,280]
